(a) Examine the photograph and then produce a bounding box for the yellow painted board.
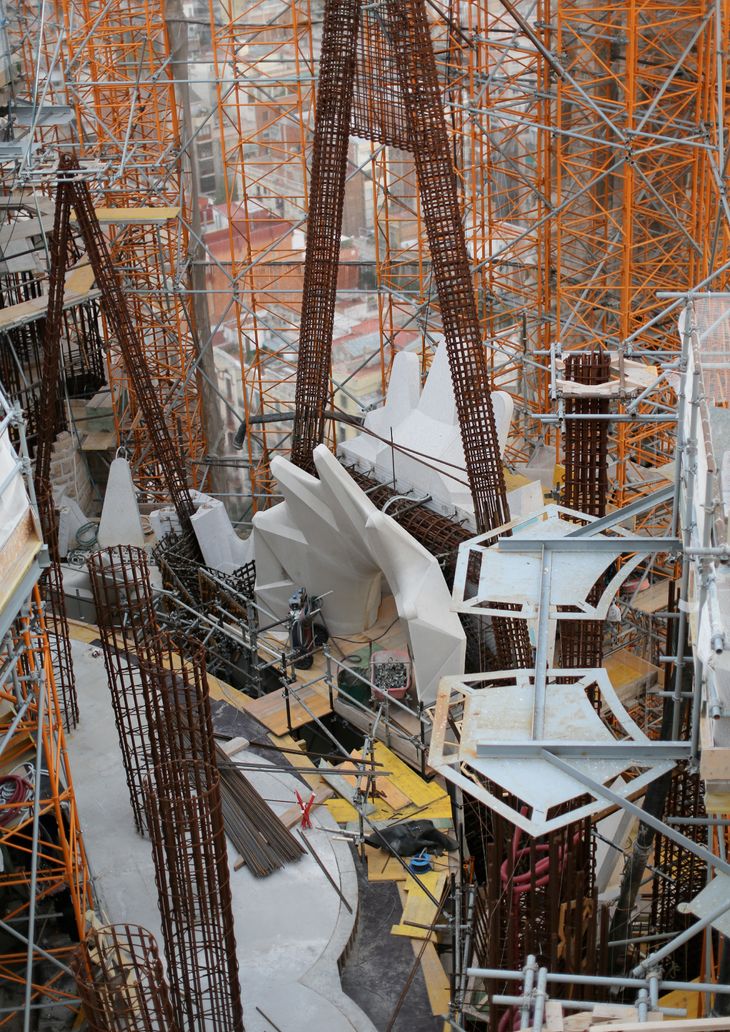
[404,871,447,898]
[365,845,390,877]
[402,891,438,930]
[658,983,701,1018]
[417,941,451,1018]
[370,742,447,807]
[325,799,358,823]
[91,206,180,224]
[390,923,436,941]
[366,855,409,882]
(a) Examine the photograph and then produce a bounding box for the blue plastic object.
[409,851,432,874]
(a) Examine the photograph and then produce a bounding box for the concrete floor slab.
[66,638,377,1032]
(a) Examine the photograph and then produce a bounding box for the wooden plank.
[89,206,180,225]
[545,1001,565,1032]
[0,261,99,332]
[402,890,438,930]
[267,733,326,791]
[414,940,450,1017]
[632,580,670,615]
[591,1020,730,1032]
[390,923,436,941]
[243,681,333,735]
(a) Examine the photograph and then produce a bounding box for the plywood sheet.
[232,680,333,735]
[604,648,659,706]
[632,580,670,615]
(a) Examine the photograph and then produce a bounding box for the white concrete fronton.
[252,445,465,704]
[97,455,145,548]
[191,494,254,573]
[65,639,376,1032]
[337,339,531,529]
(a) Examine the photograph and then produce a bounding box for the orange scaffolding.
[12,0,207,499]
[10,0,730,516]
[0,584,91,1026]
[553,1,728,501]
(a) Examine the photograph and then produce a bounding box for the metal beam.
[499,536,680,554]
[474,742,691,761]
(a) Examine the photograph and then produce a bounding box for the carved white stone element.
[190,496,254,573]
[252,445,465,704]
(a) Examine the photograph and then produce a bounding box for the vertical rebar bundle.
[562,352,610,518]
[560,352,611,670]
[87,545,160,834]
[144,760,244,1032]
[139,635,216,774]
[290,0,361,471]
[37,488,79,731]
[291,0,531,667]
[473,802,603,1029]
[73,923,180,1032]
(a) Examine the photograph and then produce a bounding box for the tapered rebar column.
[144,760,244,1032]
[87,545,160,834]
[72,923,179,1031]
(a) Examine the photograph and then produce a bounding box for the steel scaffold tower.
[10,1,730,515]
[552,0,728,503]
[0,391,90,1027]
[9,0,207,502]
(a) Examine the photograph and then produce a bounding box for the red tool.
[295,789,315,829]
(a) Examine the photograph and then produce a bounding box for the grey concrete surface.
[66,638,377,1032]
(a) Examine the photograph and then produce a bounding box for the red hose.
[497,811,580,1030]
[0,775,33,827]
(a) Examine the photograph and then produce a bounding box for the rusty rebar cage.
[72,923,180,1032]
[560,352,611,671]
[87,545,160,834]
[143,760,244,1032]
[36,487,79,731]
[138,636,216,775]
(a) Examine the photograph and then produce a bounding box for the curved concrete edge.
[236,758,378,1032]
[298,809,379,1032]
